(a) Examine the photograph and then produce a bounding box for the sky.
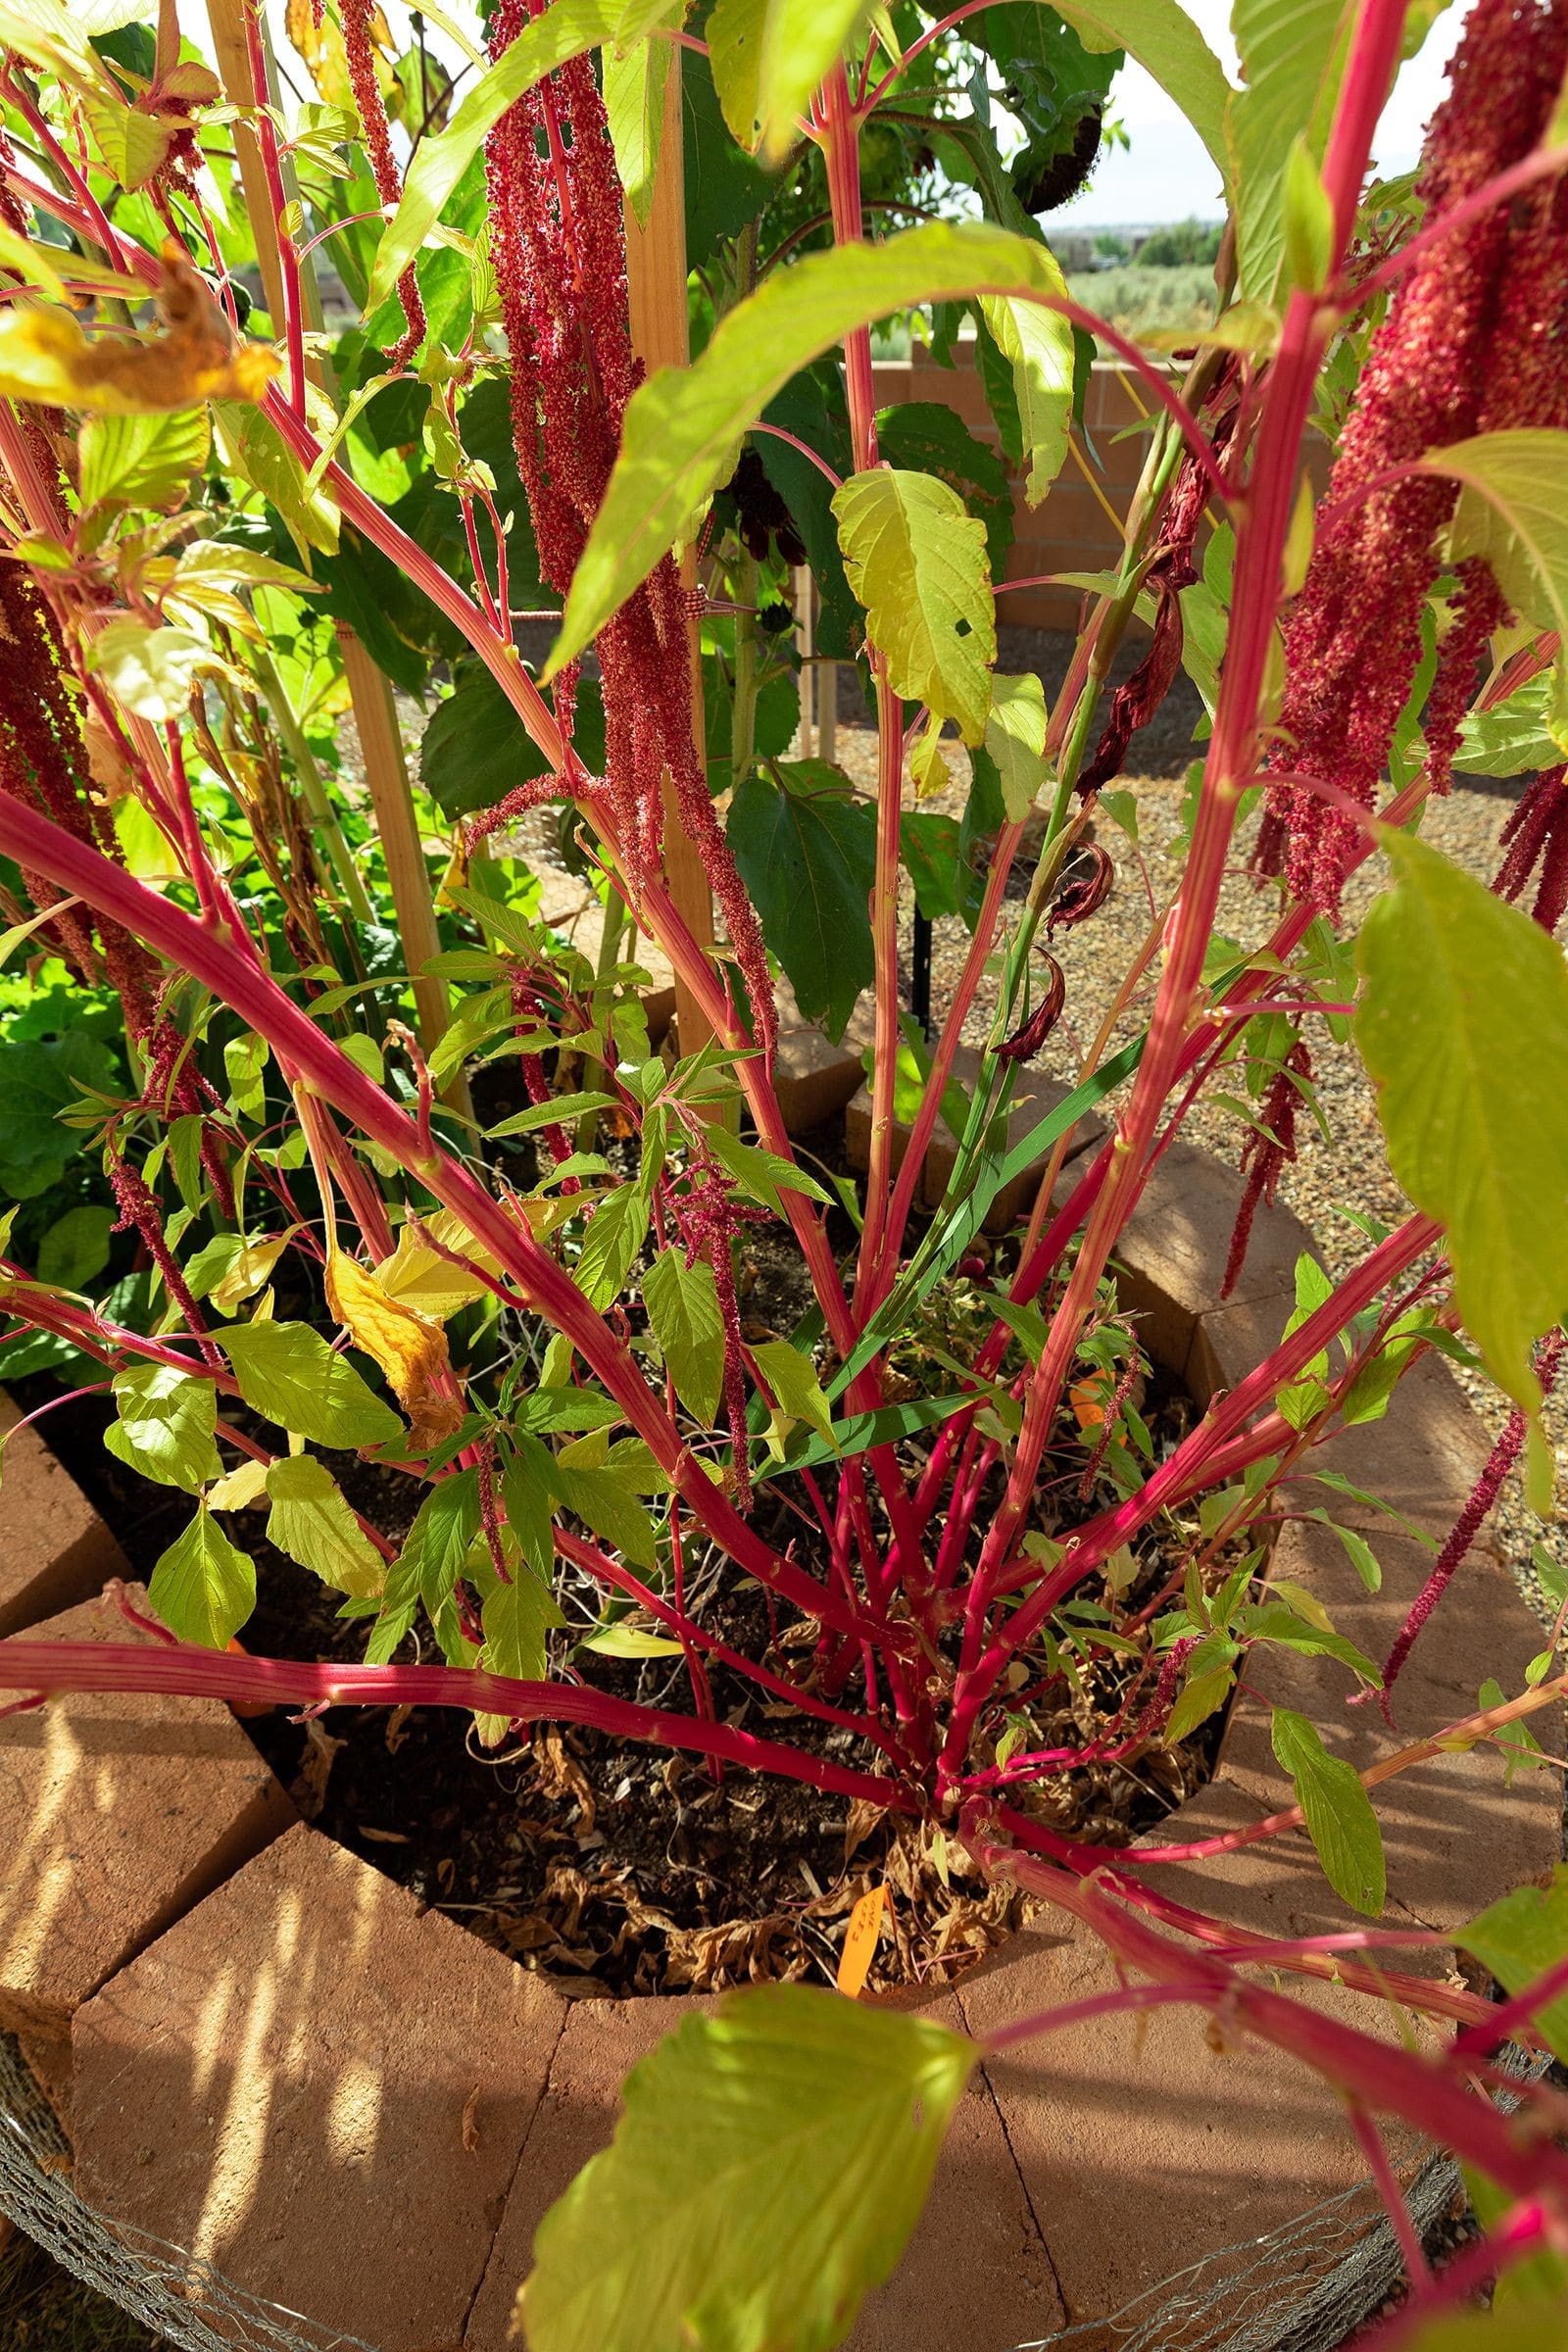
[1056,2,1466,224]
[249,0,1470,231]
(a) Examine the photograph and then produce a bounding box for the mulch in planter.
[26,1343,1228,2000]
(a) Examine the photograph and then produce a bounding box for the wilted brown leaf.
[0,244,277,416]
[324,1247,464,1452]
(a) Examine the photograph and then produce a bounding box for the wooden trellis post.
[621,50,717,1055]
[206,0,466,1114]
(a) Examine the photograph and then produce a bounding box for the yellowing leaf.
[374,1209,499,1320]
[0,248,277,416]
[833,467,995,744]
[325,1249,464,1453]
[978,288,1073,507]
[983,671,1050,820]
[86,619,241,721]
[709,0,871,163]
[207,1457,271,1512]
[211,1232,294,1318]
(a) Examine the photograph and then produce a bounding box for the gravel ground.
[817,640,1565,1642]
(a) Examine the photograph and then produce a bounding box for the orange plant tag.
[1069,1377,1107,1432]
[836,1885,887,1998]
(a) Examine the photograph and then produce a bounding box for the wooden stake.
[622,50,717,1056]
[205,0,467,1114]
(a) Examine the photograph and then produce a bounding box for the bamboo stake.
[621,50,717,1056]
[794,564,814,757]
[205,0,467,1113]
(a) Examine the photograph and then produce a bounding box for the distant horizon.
[1050,0,1463,226]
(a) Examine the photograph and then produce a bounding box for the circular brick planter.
[0,1139,1560,2352]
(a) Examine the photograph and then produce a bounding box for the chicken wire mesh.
[0,2028,1539,2352]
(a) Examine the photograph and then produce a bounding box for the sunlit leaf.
[833,467,994,743]
[522,1985,975,2352]
[223,1318,404,1449]
[148,1505,255,1649]
[104,1363,222,1494]
[548,222,1085,676]
[1357,832,1568,1509]
[325,1250,464,1454]
[265,1453,386,1598]
[1271,1705,1385,1917]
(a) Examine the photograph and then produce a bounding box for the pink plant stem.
[1348,139,1568,315]
[0,1638,908,1807]
[980,1850,1568,2211]
[0,792,879,1647]
[241,0,308,417]
[871,823,1023,1310]
[551,1524,900,1756]
[1378,1331,1564,1710]
[1348,2205,1556,2351]
[1348,2106,1430,2286]
[750,421,844,490]
[944,2,1412,1713]
[938,1211,1442,1776]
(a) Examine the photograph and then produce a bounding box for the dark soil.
[27,1320,1223,1999]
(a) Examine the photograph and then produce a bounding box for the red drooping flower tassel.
[1264,0,1568,912]
[671,1162,769,1509]
[1220,1037,1312,1298]
[340,0,426,367]
[108,1146,222,1367]
[1376,1330,1564,1719]
[483,0,775,1050]
[1494,763,1568,932]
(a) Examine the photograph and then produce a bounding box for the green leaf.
[1164,1661,1237,1745]
[605,29,673,227]
[1270,1705,1386,1917]
[582,1621,686,1658]
[706,1123,832,1215]
[391,1468,482,1615]
[35,1203,114,1293]
[487,1092,619,1140]
[223,1319,404,1449]
[368,0,620,310]
[574,1183,650,1311]
[833,467,994,743]
[265,1454,385,1598]
[983,671,1050,821]
[481,1564,564,1684]
[1226,0,1353,302]
[1421,431,1568,732]
[104,1363,221,1494]
[1281,132,1334,292]
[874,401,1015,577]
[1369,2309,1568,2352]
[79,408,209,510]
[0,1034,116,1200]
[977,288,1074,508]
[726,763,875,1040]
[212,402,340,560]
[1455,669,1562,779]
[1356,832,1568,1508]
[642,1251,724,1426]
[223,1032,270,1120]
[1051,0,1231,177]
[1457,1866,1568,2065]
[87,619,237,722]
[522,1984,976,2352]
[549,221,1081,676]
[148,1505,255,1649]
[708,0,870,162]
[550,1459,659,1568]
[420,662,554,819]
[750,1337,835,1463]
[1245,1603,1380,1686]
